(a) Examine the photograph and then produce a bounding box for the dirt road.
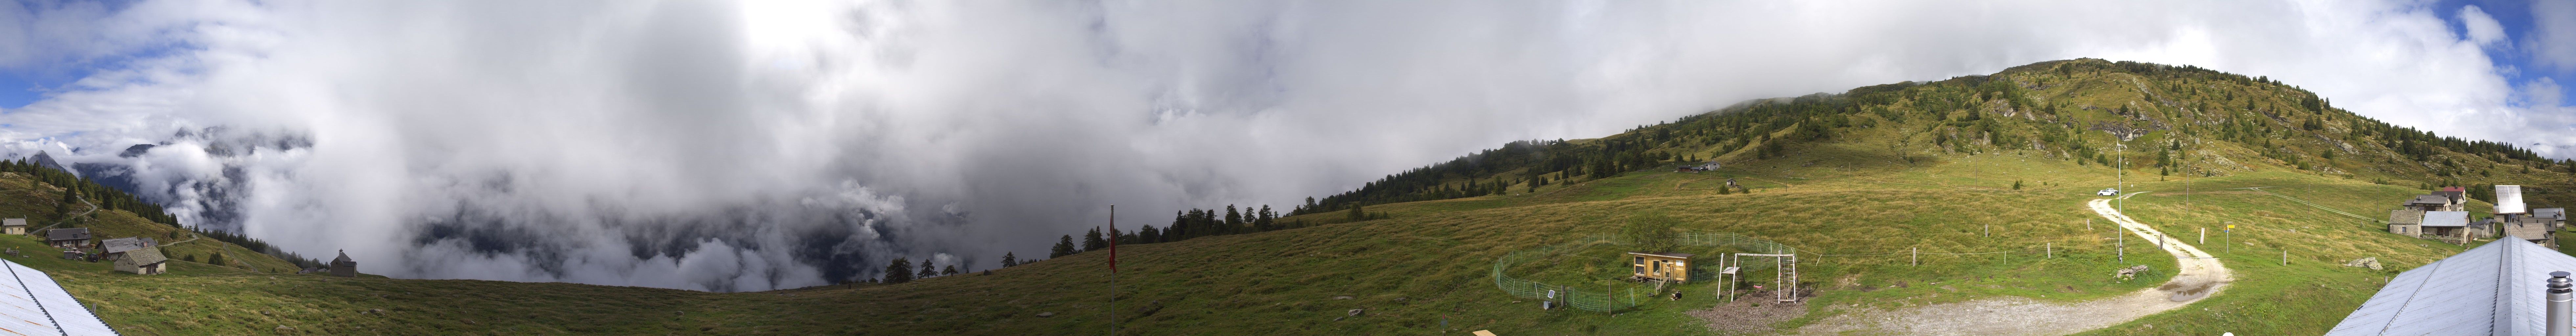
[1791,197,2231,336]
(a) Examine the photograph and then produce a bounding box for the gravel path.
[1788,198,2232,336]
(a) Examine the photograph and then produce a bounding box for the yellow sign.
[2226,225,2236,229]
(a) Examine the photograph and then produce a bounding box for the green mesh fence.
[1493,231,1796,312]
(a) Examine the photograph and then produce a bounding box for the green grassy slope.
[24,58,2565,335]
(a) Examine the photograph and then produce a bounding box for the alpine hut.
[2420,211,2472,244]
[44,228,89,249]
[113,247,166,275]
[99,237,153,260]
[329,250,356,277]
[2387,209,2425,236]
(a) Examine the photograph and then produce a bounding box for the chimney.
[2550,271,2572,336]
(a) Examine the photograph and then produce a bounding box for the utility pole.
[2118,143,2126,215]
[1108,204,1117,336]
[2118,230,2125,263]
[2224,221,2234,254]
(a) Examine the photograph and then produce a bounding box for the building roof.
[2388,210,2426,225]
[1628,252,1695,258]
[2421,211,2471,227]
[333,250,353,265]
[2403,195,2453,206]
[0,259,119,336]
[0,219,23,228]
[43,228,86,242]
[2440,186,2467,192]
[100,237,148,254]
[118,247,166,266]
[2326,237,2576,336]
[2535,208,2566,221]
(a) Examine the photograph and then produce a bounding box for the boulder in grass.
[1036,312,1055,318]
[2344,257,2383,270]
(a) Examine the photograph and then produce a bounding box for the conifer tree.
[1000,252,1018,267]
[882,258,913,283]
[1225,205,1242,230]
[1051,235,1076,258]
[942,265,959,276]
[1082,227,1106,251]
[917,260,937,279]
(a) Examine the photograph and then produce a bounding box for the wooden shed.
[1,219,25,236]
[1627,251,1693,283]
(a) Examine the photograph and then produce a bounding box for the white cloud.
[0,0,2565,291]
[2532,0,2576,72]
[2461,5,2509,48]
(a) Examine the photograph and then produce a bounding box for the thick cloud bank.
[0,0,2567,291]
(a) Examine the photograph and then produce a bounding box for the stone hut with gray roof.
[2388,209,2425,237]
[114,247,166,275]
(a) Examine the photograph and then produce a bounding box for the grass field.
[24,142,2484,335]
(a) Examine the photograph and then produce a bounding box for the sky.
[0,0,2570,291]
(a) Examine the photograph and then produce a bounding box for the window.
[1634,256,1644,265]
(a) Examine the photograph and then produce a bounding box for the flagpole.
[1109,204,1116,336]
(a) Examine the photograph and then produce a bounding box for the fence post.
[2046,242,2052,259]
[1912,247,1918,266]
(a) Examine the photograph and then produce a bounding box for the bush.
[1622,212,1680,253]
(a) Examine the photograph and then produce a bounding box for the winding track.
[1794,196,2232,336]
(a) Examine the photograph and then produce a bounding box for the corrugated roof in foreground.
[2326,236,2576,336]
[0,259,116,336]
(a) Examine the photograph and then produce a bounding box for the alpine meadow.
[0,58,2548,335]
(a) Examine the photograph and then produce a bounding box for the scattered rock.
[2115,265,2153,280]
[1334,316,1345,321]
[462,319,475,325]
[260,310,272,315]
[2345,257,2383,270]
[1347,308,1364,316]
[273,325,293,334]
[1332,296,1353,300]
[366,309,384,314]
[1036,312,1056,318]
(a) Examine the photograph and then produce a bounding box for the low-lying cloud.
[0,0,2564,291]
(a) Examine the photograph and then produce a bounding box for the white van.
[2096,188,2119,196]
